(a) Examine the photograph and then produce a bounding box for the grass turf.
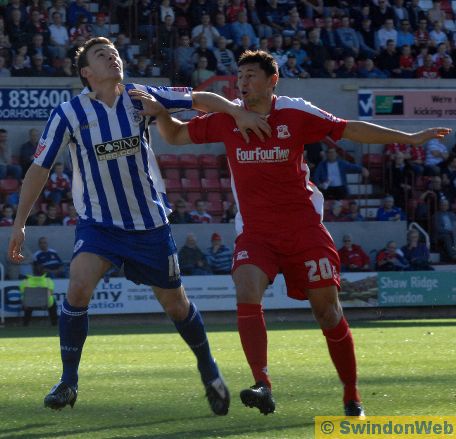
[0,319,455,438]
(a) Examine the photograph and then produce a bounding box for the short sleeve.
[33,106,71,169]
[188,113,227,144]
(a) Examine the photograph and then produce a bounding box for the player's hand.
[408,127,452,145]
[232,108,271,143]
[128,89,167,117]
[8,226,26,263]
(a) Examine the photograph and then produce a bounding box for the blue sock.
[59,298,89,387]
[173,302,219,385]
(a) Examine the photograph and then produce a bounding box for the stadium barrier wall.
[0,222,407,268]
[1,270,455,319]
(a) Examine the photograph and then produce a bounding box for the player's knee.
[67,278,93,307]
[313,303,342,328]
[164,299,189,320]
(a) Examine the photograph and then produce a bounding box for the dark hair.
[238,50,278,77]
[75,37,113,88]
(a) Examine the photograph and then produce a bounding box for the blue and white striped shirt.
[34,84,192,230]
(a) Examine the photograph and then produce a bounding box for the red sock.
[322,317,360,404]
[237,303,271,389]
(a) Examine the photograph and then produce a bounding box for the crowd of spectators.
[0,1,455,81]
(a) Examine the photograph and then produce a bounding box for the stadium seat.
[207,191,223,203]
[198,154,218,168]
[158,154,179,168]
[165,192,185,205]
[181,177,201,192]
[163,168,181,179]
[0,178,20,194]
[186,192,203,206]
[206,199,223,215]
[220,178,231,192]
[224,192,235,203]
[201,178,221,192]
[164,178,182,192]
[217,154,228,169]
[183,168,200,179]
[178,154,199,168]
[202,168,219,179]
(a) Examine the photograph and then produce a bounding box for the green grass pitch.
[0,319,455,438]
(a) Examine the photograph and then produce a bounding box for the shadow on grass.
[1,319,456,339]
[1,417,312,439]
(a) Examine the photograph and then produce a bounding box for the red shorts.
[232,223,340,300]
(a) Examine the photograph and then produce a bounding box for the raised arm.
[342,121,451,145]
[9,164,50,262]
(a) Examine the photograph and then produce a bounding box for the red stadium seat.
[207,191,223,203]
[202,168,219,179]
[201,178,221,192]
[181,177,201,192]
[362,153,384,167]
[198,154,218,168]
[206,199,223,215]
[158,154,179,168]
[183,168,200,179]
[164,178,182,192]
[186,192,203,206]
[166,192,185,205]
[0,178,20,194]
[163,168,181,179]
[224,192,235,203]
[220,178,231,192]
[178,154,199,168]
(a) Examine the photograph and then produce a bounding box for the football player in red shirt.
[129,50,451,417]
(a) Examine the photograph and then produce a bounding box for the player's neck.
[91,82,123,107]
[245,96,273,116]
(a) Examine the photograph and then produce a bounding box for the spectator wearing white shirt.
[48,12,69,59]
[429,20,448,47]
[191,13,220,49]
[376,18,398,50]
[159,0,175,24]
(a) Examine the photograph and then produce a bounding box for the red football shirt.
[188,95,347,235]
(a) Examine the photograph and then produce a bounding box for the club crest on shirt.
[236,250,249,261]
[130,108,143,125]
[276,124,290,139]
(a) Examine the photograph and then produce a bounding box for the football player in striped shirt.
[8,37,270,415]
[128,50,451,417]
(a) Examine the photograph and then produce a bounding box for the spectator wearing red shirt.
[325,200,346,222]
[226,0,246,23]
[45,162,71,204]
[0,204,15,227]
[414,18,430,47]
[190,199,212,223]
[385,142,411,162]
[338,234,370,272]
[63,204,78,226]
[416,54,440,78]
[409,143,425,174]
[398,44,415,78]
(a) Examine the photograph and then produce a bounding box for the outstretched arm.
[343,121,451,145]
